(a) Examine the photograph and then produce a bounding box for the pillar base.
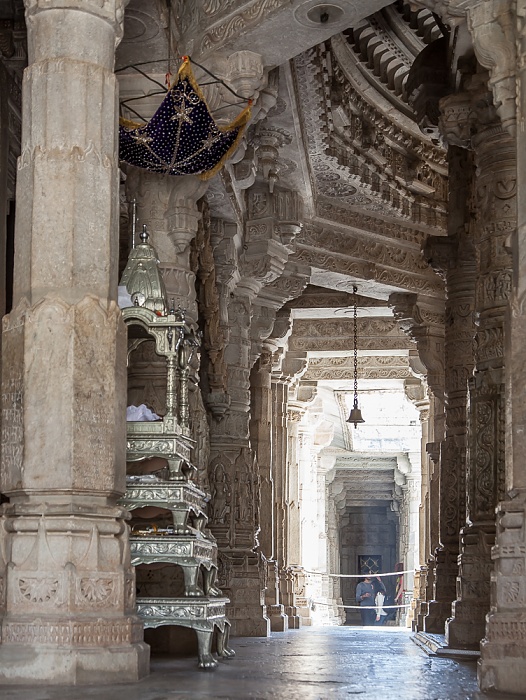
[423,600,452,634]
[0,617,149,684]
[284,606,301,629]
[446,601,486,650]
[228,606,270,637]
[478,613,526,694]
[267,604,289,632]
[416,601,429,631]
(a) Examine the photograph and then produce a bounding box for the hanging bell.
[347,406,365,428]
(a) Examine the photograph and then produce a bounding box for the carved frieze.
[303,355,414,381]
[2,618,144,645]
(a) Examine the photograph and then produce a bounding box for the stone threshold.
[411,632,480,661]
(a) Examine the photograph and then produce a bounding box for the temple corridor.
[0,626,515,700]
[3,0,526,694]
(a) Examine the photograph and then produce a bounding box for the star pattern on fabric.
[202,128,221,150]
[118,58,251,179]
[170,100,194,126]
[131,132,154,146]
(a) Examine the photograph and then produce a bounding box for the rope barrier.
[302,568,414,578]
[312,601,411,610]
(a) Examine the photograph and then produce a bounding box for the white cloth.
[375,591,387,617]
[117,285,133,309]
[126,404,161,421]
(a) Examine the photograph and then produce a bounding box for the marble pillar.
[397,453,421,622]
[0,0,149,683]
[479,4,526,690]
[0,62,8,330]
[424,145,477,633]
[271,377,290,625]
[280,403,303,628]
[208,293,270,637]
[403,378,430,630]
[250,349,287,631]
[447,106,513,650]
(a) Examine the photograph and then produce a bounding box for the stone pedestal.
[0,0,149,682]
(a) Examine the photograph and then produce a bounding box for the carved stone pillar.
[323,462,345,625]
[390,295,445,629]
[404,379,429,629]
[281,402,304,628]
[269,374,290,630]
[0,61,8,332]
[422,146,477,633]
[0,0,149,683]
[397,453,421,619]
[249,348,287,632]
[208,294,269,637]
[446,105,513,650]
[420,435,440,630]
[267,359,308,629]
[479,4,526,690]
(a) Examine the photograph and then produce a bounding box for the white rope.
[312,601,411,610]
[302,568,414,579]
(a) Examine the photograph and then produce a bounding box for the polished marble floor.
[0,626,522,700]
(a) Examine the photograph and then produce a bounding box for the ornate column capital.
[438,92,475,149]
[167,175,209,254]
[389,293,445,401]
[24,0,129,46]
[252,125,293,193]
[240,183,303,292]
[467,0,516,137]
[226,50,265,99]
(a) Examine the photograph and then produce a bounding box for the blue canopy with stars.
[119,57,251,180]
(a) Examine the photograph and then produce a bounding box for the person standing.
[356,575,376,626]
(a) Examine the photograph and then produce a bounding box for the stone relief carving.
[199,0,285,55]
[293,43,447,232]
[210,460,232,526]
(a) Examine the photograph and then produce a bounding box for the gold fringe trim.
[120,116,146,131]
[119,56,252,178]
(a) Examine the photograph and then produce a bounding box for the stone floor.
[0,626,523,700]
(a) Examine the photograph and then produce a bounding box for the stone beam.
[178,0,394,67]
[303,355,414,381]
[294,223,444,296]
[289,317,414,352]
[285,285,386,310]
